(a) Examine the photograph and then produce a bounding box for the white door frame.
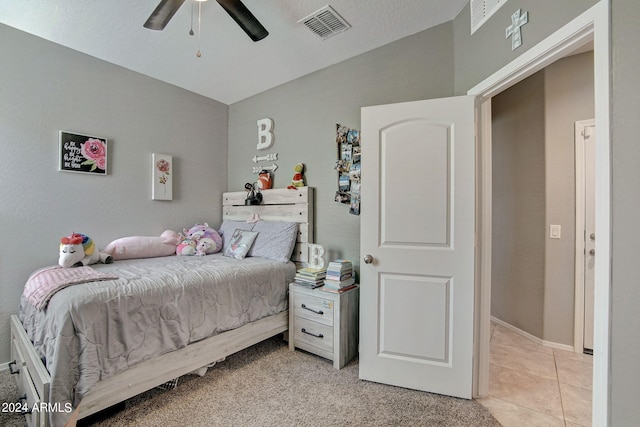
[575,119,596,353]
[468,2,610,426]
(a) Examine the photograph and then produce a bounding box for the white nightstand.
[288,283,359,369]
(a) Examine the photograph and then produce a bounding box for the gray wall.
[610,0,640,424]
[0,24,229,364]
[228,23,455,272]
[543,52,594,345]
[452,0,599,95]
[491,70,546,338]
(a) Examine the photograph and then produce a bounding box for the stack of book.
[294,267,327,289]
[322,260,356,292]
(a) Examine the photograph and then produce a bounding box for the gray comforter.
[19,254,295,426]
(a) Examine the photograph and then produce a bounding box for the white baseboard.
[491,316,575,353]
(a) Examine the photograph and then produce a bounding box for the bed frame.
[9,187,314,426]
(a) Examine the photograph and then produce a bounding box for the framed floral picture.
[59,131,108,175]
[152,153,173,200]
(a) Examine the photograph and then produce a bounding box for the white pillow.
[223,229,259,260]
[247,221,298,263]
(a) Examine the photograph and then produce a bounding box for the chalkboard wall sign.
[59,131,108,175]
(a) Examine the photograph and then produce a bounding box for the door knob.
[589,249,595,256]
[363,254,374,264]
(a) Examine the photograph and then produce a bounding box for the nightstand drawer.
[293,293,334,326]
[293,317,334,353]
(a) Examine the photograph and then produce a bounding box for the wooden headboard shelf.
[222,187,314,265]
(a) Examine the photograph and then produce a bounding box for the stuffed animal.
[176,238,197,256]
[178,223,222,256]
[59,233,113,268]
[287,163,305,189]
[257,169,272,190]
[195,239,212,256]
[103,230,180,260]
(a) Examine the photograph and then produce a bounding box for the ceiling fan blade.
[144,0,187,30]
[216,0,268,42]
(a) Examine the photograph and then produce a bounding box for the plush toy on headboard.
[59,233,113,268]
[257,169,272,190]
[287,163,305,189]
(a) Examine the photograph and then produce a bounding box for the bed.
[9,187,314,427]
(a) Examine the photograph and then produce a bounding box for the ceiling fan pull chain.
[196,0,202,57]
[189,1,195,36]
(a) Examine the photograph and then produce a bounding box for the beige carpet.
[1,336,499,426]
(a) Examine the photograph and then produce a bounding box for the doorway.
[483,54,595,425]
[468,2,610,425]
[490,51,594,352]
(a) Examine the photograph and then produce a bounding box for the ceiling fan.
[144,0,268,42]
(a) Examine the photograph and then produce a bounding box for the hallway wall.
[543,52,595,345]
[491,70,546,338]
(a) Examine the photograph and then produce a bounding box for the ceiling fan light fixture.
[144,0,267,42]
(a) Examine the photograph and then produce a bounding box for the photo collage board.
[335,124,361,215]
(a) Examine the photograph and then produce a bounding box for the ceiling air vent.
[299,5,351,40]
[471,0,508,34]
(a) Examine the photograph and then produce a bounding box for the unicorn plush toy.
[59,233,112,268]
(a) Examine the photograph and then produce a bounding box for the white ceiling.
[0,0,468,104]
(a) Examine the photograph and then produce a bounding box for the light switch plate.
[550,224,561,239]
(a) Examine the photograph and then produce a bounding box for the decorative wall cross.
[506,9,528,50]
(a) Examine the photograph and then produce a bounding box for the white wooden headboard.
[222,187,314,265]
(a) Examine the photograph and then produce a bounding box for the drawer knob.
[18,394,32,414]
[8,360,20,375]
[301,328,324,339]
[301,303,323,315]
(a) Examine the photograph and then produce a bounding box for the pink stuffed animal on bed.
[176,238,197,256]
[195,239,212,256]
[103,230,180,261]
[180,223,222,255]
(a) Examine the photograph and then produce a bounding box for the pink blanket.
[23,265,118,310]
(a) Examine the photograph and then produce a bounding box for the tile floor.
[478,323,593,427]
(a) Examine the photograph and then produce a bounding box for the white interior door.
[583,124,596,351]
[359,96,476,398]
